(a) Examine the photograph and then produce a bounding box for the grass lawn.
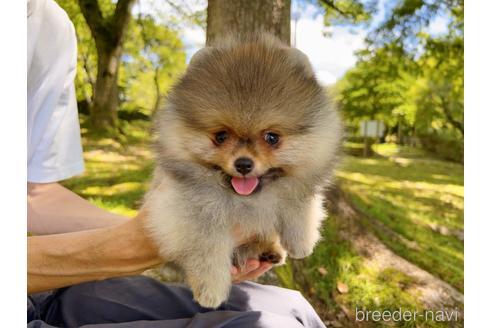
[61,117,154,217]
[338,144,464,292]
[64,120,463,327]
[276,144,463,327]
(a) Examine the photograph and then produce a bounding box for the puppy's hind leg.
[178,229,234,309]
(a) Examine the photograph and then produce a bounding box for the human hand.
[231,259,272,283]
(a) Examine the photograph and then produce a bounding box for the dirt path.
[323,186,464,325]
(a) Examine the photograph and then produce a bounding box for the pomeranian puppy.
[143,33,343,308]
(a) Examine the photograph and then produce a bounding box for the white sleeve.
[27,0,84,183]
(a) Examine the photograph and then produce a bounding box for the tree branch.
[112,0,137,42]
[440,97,464,136]
[77,0,109,44]
[318,0,348,16]
[80,51,96,97]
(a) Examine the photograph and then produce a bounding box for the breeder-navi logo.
[355,307,460,323]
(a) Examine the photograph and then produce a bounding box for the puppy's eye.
[215,131,228,144]
[264,132,280,146]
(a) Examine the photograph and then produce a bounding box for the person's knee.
[47,276,161,326]
[228,282,325,327]
[286,290,325,327]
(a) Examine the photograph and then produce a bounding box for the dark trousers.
[28,276,325,328]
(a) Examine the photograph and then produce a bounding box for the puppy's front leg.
[279,194,325,259]
[178,230,234,308]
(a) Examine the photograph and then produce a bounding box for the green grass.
[61,117,154,217]
[277,216,455,328]
[338,144,464,292]
[276,143,463,327]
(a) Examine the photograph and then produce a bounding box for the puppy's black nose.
[234,157,254,175]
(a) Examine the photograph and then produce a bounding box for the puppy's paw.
[192,281,230,309]
[259,250,285,264]
[233,237,287,268]
[259,242,287,265]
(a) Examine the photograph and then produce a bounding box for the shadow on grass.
[350,193,464,292]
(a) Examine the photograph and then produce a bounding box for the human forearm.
[27,215,161,294]
[28,182,128,234]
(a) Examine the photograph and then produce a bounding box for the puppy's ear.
[285,48,315,78]
[188,47,212,69]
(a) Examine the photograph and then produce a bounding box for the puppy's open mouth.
[215,167,285,196]
[230,176,260,195]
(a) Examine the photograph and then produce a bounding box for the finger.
[244,259,261,272]
[233,261,272,283]
[231,259,260,283]
[247,262,272,279]
[232,259,260,275]
[258,261,273,271]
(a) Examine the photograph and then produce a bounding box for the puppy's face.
[160,36,342,196]
[200,123,289,195]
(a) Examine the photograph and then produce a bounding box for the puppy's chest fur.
[148,165,308,238]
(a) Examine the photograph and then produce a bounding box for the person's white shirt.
[27,0,84,183]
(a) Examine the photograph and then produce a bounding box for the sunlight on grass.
[89,198,139,217]
[279,216,452,327]
[83,182,145,197]
[61,117,154,218]
[282,143,464,326]
[336,144,464,292]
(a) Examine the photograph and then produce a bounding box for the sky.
[139,0,450,86]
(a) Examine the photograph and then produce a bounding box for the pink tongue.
[231,176,259,195]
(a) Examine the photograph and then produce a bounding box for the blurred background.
[55,0,464,326]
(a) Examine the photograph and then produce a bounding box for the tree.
[333,0,463,159]
[56,0,186,121]
[77,0,136,132]
[121,15,186,114]
[206,0,292,45]
[417,37,464,136]
[316,0,375,28]
[55,0,97,113]
[337,45,417,130]
[370,0,463,52]
[135,15,186,113]
[409,35,464,161]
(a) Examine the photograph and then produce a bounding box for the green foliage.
[412,36,464,161]
[371,0,463,51]
[55,0,186,117]
[336,44,417,129]
[122,15,186,115]
[56,0,98,104]
[335,0,464,160]
[308,0,376,29]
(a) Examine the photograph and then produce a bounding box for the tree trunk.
[78,0,136,133]
[91,46,121,129]
[206,0,291,45]
[440,96,464,136]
